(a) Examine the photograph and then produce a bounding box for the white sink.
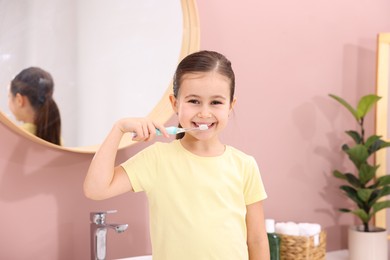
[115,255,152,260]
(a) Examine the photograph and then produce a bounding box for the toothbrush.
[131,124,208,137]
[156,124,208,135]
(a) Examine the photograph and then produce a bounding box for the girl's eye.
[188,99,200,104]
[211,100,223,105]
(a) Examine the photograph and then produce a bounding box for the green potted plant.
[329,93,390,259]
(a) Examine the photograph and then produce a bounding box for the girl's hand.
[115,117,169,141]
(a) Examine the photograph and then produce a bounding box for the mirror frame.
[0,0,200,154]
[375,32,390,239]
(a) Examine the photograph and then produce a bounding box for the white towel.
[275,221,300,236]
[298,223,321,237]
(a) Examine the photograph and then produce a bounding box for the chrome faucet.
[90,210,128,260]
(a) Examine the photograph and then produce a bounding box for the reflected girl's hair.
[10,67,62,145]
[172,50,235,139]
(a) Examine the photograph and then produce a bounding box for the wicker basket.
[277,230,326,260]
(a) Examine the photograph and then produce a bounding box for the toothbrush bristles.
[198,124,208,130]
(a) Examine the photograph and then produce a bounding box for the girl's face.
[8,91,20,120]
[8,89,29,122]
[170,71,236,141]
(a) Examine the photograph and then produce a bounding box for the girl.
[8,67,62,145]
[84,50,270,259]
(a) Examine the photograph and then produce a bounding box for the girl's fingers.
[118,117,169,141]
[142,122,150,138]
[154,122,169,138]
[136,120,156,141]
[142,121,154,141]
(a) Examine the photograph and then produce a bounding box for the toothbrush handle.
[156,126,179,135]
[132,126,179,137]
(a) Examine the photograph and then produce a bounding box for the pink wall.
[1,1,390,259]
[0,121,153,259]
[196,0,390,251]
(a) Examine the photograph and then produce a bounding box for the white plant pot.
[348,225,387,260]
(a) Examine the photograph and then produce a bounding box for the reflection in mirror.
[375,32,390,240]
[9,67,62,145]
[0,0,199,152]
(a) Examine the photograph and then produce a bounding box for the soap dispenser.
[266,219,280,260]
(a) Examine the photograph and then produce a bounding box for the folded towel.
[275,222,321,236]
[298,223,321,237]
[275,221,300,236]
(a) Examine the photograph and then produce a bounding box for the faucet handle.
[90,210,117,224]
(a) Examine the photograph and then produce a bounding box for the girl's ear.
[15,93,25,107]
[229,97,237,112]
[169,94,178,114]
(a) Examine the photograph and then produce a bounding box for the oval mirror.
[0,0,199,153]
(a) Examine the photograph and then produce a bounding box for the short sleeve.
[120,144,158,192]
[243,156,267,205]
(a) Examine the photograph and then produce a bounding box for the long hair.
[172,50,235,139]
[10,67,62,145]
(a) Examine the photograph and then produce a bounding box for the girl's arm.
[83,118,168,200]
[246,201,270,260]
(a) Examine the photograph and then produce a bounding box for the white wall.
[0,0,182,147]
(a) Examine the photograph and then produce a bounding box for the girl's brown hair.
[10,67,62,145]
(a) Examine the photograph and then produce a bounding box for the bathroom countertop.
[115,256,152,260]
[117,251,348,260]
[326,249,348,260]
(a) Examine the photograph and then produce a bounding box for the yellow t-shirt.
[121,140,267,260]
[20,123,63,145]
[21,123,37,135]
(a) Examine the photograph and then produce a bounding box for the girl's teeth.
[198,124,208,130]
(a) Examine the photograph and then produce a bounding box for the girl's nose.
[198,107,212,118]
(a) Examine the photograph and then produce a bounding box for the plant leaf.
[342,144,349,152]
[345,144,369,169]
[367,138,390,155]
[333,170,347,180]
[376,175,390,187]
[351,208,370,224]
[367,140,383,155]
[365,135,380,146]
[356,95,381,118]
[358,164,377,185]
[346,130,362,144]
[379,140,390,149]
[329,94,359,121]
[340,185,364,208]
[345,173,362,188]
[376,186,390,198]
[368,186,390,206]
[357,188,374,203]
[372,200,390,215]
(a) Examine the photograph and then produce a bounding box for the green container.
[266,219,280,260]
